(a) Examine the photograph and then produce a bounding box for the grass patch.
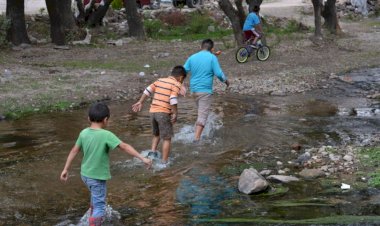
[195,215,380,224]
[144,11,233,41]
[358,147,380,188]
[0,14,10,48]
[0,96,75,120]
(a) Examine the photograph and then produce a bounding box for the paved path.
[0,0,47,15]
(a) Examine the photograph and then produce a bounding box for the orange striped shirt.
[144,76,181,113]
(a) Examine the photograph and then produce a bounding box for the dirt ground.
[0,2,380,117]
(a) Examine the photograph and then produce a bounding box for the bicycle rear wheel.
[256,45,270,61]
[236,47,249,63]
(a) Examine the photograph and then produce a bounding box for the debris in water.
[341,183,351,190]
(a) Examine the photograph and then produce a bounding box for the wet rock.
[259,169,272,177]
[295,152,311,165]
[267,175,300,183]
[238,168,269,194]
[299,169,325,179]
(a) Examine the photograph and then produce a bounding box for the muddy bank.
[0,16,380,118]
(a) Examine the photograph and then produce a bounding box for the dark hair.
[88,102,110,122]
[171,65,187,79]
[253,5,260,12]
[201,39,214,51]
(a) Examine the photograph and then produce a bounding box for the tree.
[321,0,341,34]
[45,0,76,45]
[218,0,245,45]
[6,0,30,45]
[124,0,145,39]
[311,0,323,38]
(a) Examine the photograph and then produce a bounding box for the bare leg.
[161,139,171,162]
[194,124,204,141]
[252,36,259,45]
[151,136,160,152]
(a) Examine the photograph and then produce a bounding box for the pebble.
[276,161,283,166]
[343,154,353,162]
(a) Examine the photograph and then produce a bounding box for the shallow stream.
[0,68,380,225]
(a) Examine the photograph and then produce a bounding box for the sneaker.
[147,151,159,159]
[155,161,170,170]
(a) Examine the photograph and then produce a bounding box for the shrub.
[158,11,187,27]
[188,12,213,34]
[0,14,10,47]
[111,0,124,10]
[144,19,164,38]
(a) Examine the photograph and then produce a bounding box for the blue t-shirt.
[184,50,227,94]
[243,12,260,31]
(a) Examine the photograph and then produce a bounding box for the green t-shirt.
[75,128,122,180]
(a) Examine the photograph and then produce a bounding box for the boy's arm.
[118,142,152,167]
[60,145,81,182]
[171,104,178,123]
[212,56,229,88]
[132,93,148,112]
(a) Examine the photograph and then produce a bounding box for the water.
[0,68,380,225]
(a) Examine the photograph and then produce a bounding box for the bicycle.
[235,37,270,63]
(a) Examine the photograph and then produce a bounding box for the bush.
[111,0,124,10]
[0,14,10,47]
[144,19,164,39]
[188,12,213,34]
[158,11,187,27]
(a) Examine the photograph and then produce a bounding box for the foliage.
[0,14,10,47]
[144,11,232,41]
[359,147,380,188]
[111,0,124,10]
[263,18,310,36]
[158,11,187,26]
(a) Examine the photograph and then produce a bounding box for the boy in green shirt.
[60,102,151,226]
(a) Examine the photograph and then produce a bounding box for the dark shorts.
[243,30,260,42]
[151,112,173,140]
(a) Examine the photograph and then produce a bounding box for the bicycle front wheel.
[256,45,270,61]
[236,47,249,63]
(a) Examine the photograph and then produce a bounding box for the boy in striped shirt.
[132,66,187,167]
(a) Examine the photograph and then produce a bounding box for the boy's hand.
[60,170,69,182]
[132,101,143,112]
[142,158,152,169]
[179,84,187,97]
[171,114,177,124]
[225,80,230,89]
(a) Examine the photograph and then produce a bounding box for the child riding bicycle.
[243,5,264,47]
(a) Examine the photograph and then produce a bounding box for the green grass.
[144,12,233,41]
[195,215,380,224]
[0,96,74,119]
[358,147,380,188]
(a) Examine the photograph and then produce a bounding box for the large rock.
[267,175,300,183]
[238,168,269,194]
[299,169,325,179]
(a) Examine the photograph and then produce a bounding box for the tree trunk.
[376,0,380,16]
[246,0,263,12]
[235,0,246,28]
[87,0,114,27]
[45,0,66,45]
[321,0,342,34]
[123,0,145,40]
[6,0,30,45]
[311,0,323,38]
[218,0,244,45]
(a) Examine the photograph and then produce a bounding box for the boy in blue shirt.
[60,102,152,226]
[184,39,230,141]
[243,5,263,47]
